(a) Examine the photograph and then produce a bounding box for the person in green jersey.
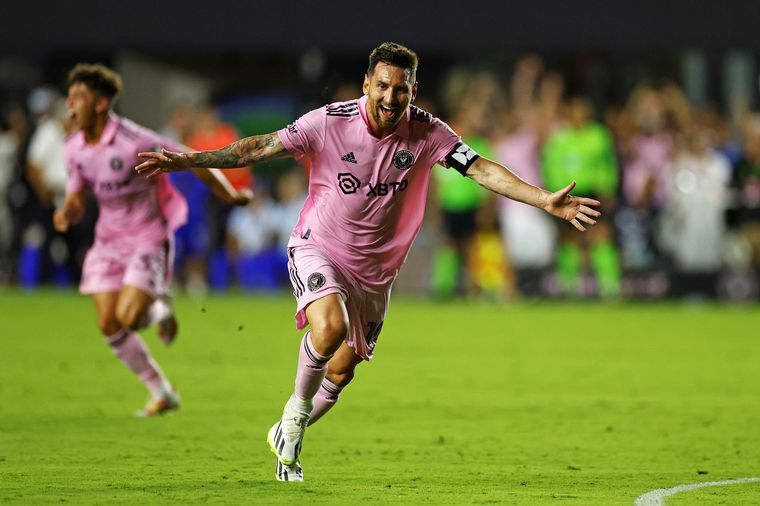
[431,126,492,297]
[542,96,621,297]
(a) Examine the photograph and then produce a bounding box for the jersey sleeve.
[428,117,481,176]
[277,107,326,157]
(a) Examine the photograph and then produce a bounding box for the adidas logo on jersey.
[341,152,357,163]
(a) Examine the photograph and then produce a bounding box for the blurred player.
[136,43,600,479]
[55,64,251,416]
[542,95,620,297]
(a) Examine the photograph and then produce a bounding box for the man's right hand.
[53,194,85,232]
[135,149,193,179]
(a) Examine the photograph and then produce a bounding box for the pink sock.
[308,378,343,426]
[104,328,166,392]
[293,331,332,401]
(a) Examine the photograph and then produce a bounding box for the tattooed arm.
[135,133,290,178]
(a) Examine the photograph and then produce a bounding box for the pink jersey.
[623,133,673,209]
[278,95,477,292]
[64,114,188,244]
[495,127,542,213]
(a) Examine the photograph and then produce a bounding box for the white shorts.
[287,245,389,360]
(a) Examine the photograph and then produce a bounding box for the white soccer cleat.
[267,415,308,467]
[275,458,304,482]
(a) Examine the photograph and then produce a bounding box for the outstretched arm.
[135,132,291,178]
[465,157,601,231]
[191,168,253,206]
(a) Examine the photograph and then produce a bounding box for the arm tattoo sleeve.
[191,133,287,168]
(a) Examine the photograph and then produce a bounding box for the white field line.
[634,477,760,505]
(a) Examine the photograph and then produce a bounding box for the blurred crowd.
[419,54,760,301]
[2,53,759,300]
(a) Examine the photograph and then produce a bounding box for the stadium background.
[2,0,760,300]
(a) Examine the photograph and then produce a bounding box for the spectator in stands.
[177,103,252,294]
[430,71,500,297]
[25,89,89,286]
[272,166,308,253]
[160,102,194,145]
[660,116,731,272]
[729,114,760,268]
[494,57,558,288]
[0,102,26,285]
[617,84,674,271]
[226,182,282,292]
[542,94,621,297]
[469,194,516,299]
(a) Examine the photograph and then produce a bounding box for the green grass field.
[1,289,759,505]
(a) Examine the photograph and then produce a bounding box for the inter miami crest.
[110,157,123,171]
[393,150,414,170]
[308,272,326,292]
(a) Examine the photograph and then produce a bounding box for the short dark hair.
[367,42,418,83]
[67,63,123,101]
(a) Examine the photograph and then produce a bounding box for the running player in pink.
[55,64,251,417]
[136,43,601,479]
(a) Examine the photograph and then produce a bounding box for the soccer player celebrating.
[136,43,600,479]
[55,64,251,416]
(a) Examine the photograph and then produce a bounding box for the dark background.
[3,1,760,55]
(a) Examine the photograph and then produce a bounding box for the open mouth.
[379,104,397,121]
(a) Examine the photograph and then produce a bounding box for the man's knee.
[309,315,348,355]
[311,315,348,341]
[305,294,350,355]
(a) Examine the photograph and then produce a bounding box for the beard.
[371,102,401,129]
